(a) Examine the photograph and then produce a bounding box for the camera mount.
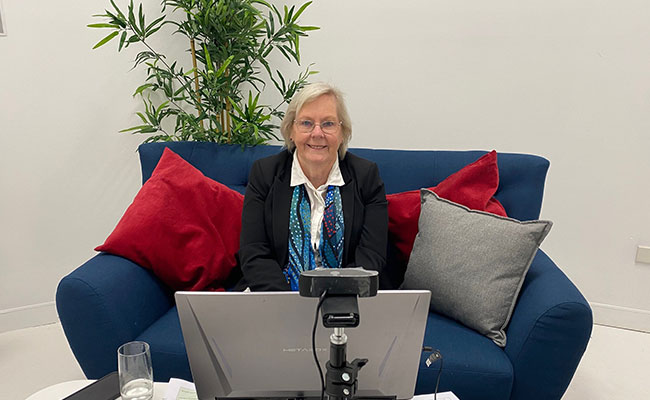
[299,268,394,400]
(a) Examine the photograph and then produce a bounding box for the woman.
[238,83,388,291]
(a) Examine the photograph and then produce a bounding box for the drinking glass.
[118,341,153,400]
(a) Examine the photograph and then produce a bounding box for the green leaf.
[145,15,165,35]
[138,126,159,134]
[145,26,162,37]
[128,1,142,37]
[92,31,120,49]
[215,55,234,77]
[203,44,213,72]
[133,51,156,68]
[271,4,282,20]
[87,23,120,28]
[262,44,273,58]
[228,97,244,116]
[127,1,135,25]
[292,1,312,22]
[294,36,301,64]
[109,0,126,19]
[281,45,298,62]
[174,83,191,96]
[277,45,291,61]
[277,70,286,91]
[269,12,275,35]
[287,5,295,24]
[118,31,127,51]
[155,101,170,118]
[133,83,153,97]
[143,134,172,143]
[252,0,272,9]
[138,3,145,33]
[119,124,154,132]
[104,10,127,28]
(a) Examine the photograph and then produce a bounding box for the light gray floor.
[1,322,649,399]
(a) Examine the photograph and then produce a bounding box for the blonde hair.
[280,82,352,159]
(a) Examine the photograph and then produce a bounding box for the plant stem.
[221,106,226,136]
[189,38,205,130]
[225,69,232,142]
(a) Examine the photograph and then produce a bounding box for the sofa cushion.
[385,151,507,287]
[402,190,552,346]
[96,148,243,291]
[415,312,514,400]
[136,307,192,382]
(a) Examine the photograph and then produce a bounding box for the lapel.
[339,156,355,265]
[272,156,293,266]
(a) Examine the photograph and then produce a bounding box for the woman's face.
[291,94,344,172]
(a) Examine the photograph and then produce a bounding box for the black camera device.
[298,267,378,298]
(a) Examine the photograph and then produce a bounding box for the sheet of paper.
[163,378,197,400]
[412,392,460,400]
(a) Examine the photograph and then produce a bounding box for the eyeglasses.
[293,119,342,134]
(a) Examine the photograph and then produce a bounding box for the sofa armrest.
[504,250,592,400]
[56,253,173,378]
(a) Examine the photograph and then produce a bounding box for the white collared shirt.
[290,151,345,251]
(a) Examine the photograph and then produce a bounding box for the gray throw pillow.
[401,189,552,347]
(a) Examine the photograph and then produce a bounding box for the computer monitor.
[175,290,430,400]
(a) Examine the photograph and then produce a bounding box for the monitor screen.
[175,290,430,400]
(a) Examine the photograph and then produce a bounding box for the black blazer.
[238,150,388,291]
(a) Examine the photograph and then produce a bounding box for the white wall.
[0,0,161,331]
[1,0,649,332]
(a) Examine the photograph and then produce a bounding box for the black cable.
[312,290,329,400]
[434,355,443,400]
[423,348,443,400]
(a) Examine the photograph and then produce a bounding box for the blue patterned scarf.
[284,185,344,290]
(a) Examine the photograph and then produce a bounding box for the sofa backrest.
[139,141,549,221]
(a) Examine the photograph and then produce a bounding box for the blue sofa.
[56,141,592,400]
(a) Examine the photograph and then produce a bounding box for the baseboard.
[0,301,58,333]
[591,302,650,333]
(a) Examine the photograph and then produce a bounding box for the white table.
[27,380,459,400]
[26,380,169,400]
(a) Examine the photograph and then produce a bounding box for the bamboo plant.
[90,0,319,145]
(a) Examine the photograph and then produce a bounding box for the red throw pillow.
[387,151,507,265]
[96,148,244,291]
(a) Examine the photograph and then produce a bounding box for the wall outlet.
[636,246,650,264]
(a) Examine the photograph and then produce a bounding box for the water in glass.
[121,378,153,400]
